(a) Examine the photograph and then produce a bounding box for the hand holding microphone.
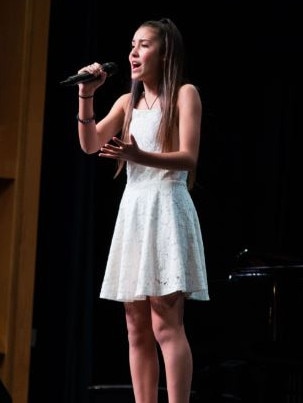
[60,62,118,86]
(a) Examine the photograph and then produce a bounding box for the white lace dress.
[100,108,209,302]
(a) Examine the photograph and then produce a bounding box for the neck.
[143,92,159,110]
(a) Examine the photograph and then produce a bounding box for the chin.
[132,75,143,82]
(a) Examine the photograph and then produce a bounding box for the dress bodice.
[126,108,188,186]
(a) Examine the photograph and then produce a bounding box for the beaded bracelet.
[77,113,96,124]
[79,94,94,99]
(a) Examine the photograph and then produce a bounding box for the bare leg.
[150,293,193,403]
[124,300,159,403]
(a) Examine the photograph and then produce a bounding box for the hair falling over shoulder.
[115,18,197,190]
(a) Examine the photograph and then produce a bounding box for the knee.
[152,317,174,346]
[127,325,155,348]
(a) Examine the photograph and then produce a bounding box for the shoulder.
[178,83,201,99]
[101,93,132,129]
[177,84,202,111]
[112,92,132,112]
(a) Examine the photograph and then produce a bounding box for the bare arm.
[76,62,128,153]
[99,84,202,171]
[78,94,129,153]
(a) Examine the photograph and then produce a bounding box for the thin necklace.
[143,92,159,110]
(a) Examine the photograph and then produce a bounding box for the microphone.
[60,62,118,86]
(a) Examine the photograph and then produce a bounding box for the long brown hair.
[115,18,197,189]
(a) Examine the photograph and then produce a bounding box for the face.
[129,26,162,82]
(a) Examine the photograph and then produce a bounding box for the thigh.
[150,292,185,329]
[124,300,152,332]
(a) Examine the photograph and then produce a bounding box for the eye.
[141,41,150,48]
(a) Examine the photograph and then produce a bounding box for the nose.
[130,45,139,57]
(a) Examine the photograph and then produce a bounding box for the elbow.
[79,139,99,154]
[188,160,197,172]
[178,151,198,171]
[80,144,97,154]
[185,155,197,172]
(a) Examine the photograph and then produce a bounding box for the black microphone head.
[102,62,118,77]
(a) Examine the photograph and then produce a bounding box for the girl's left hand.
[99,135,140,161]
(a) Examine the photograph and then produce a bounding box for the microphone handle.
[60,72,96,86]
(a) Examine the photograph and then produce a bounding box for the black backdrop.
[29,1,303,402]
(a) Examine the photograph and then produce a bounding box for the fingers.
[99,138,127,157]
[112,137,123,146]
[78,62,103,76]
[99,144,123,159]
[129,134,137,144]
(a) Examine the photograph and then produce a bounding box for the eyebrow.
[132,38,153,43]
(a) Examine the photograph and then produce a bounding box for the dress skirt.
[100,179,209,302]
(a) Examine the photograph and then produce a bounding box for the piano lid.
[229,248,303,280]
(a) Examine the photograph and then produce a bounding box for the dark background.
[29,1,303,402]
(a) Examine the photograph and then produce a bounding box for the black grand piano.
[192,249,303,403]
